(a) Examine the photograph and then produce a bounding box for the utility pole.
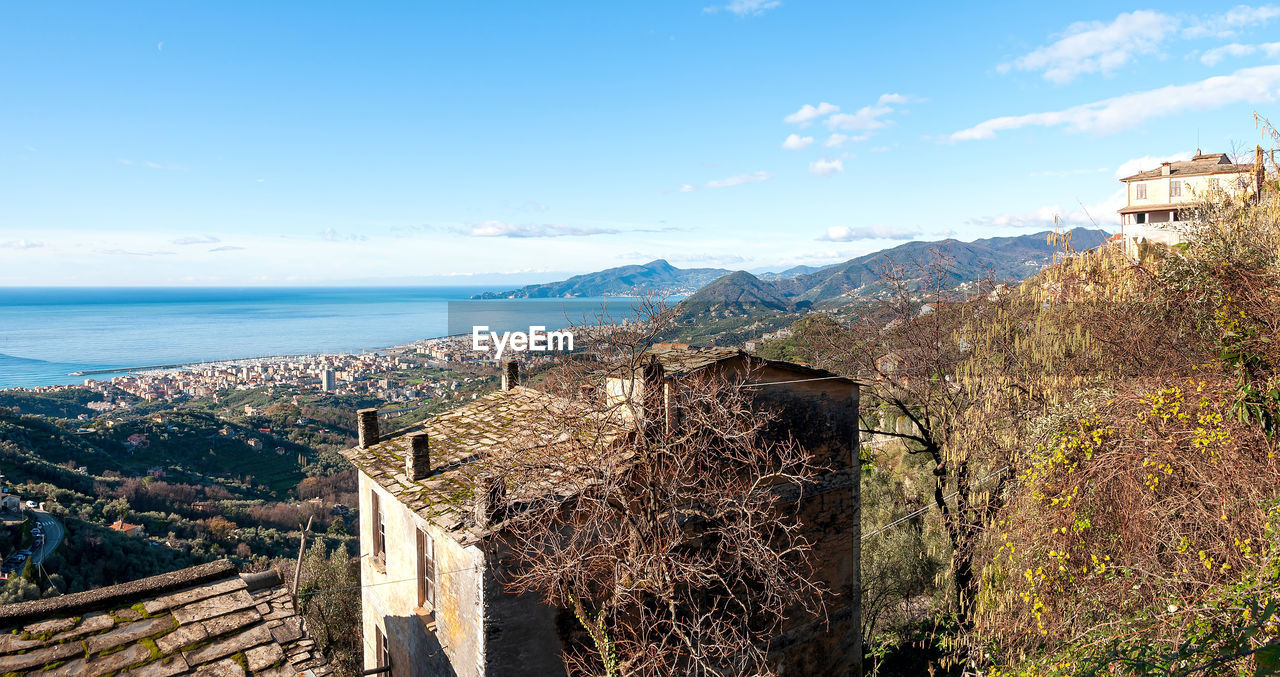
[292,515,314,596]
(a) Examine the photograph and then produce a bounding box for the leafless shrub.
[490,301,832,677]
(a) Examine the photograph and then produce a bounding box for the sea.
[0,287,653,389]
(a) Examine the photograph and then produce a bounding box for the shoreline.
[0,333,478,392]
[70,332,477,379]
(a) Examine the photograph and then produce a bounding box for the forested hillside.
[756,187,1280,674]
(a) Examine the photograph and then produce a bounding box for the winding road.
[29,510,63,565]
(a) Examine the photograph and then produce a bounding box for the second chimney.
[357,408,380,448]
[501,360,519,391]
[406,431,431,481]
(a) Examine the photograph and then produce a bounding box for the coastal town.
[1,334,537,406]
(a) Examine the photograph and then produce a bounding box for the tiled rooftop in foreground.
[0,560,329,677]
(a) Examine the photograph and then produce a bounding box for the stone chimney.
[501,360,519,391]
[641,356,674,433]
[474,475,507,528]
[406,431,431,481]
[1161,162,1172,176]
[357,408,380,448]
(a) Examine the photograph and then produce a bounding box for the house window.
[417,528,436,609]
[1135,183,1147,199]
[1170,180,1181,197]
[375,625,392,675]
[371,491,386,566]
[1136,213,1147,224]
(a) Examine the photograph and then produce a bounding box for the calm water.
[0,287,649,388]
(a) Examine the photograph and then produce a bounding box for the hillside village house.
[1117,150,1262,259]
[108,518,145,537]
[342,345,861,677]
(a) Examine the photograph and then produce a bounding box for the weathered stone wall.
[747,366,860,676]
[481,544,569,677]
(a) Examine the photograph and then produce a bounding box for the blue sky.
[2,1,1279,286]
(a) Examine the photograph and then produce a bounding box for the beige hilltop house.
[1117,150,1261,259]
[342,345,862,677]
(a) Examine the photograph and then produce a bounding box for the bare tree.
[797,249,1084,633]
[488,304,837,676]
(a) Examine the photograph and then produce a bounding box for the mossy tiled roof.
[342,385,627,544]
[0,560,330,677]
[646,344,743,375]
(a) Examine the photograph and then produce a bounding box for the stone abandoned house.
[0,560,331,676]
[342,344,861,676]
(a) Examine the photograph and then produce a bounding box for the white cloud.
[157,41,164,51]
[704,0,781,17]
[466,221,618,238]
[808,158,844,177]
[1002,7,1280,83]
[949,64,1280,141]
[209,245,246,252]
[1183,5,1280,39]
[817,225,919,241]
[784,102,839,126]
[0,239,44,249]
[144,161,186,171]
[678,183,695,193]
[321,228,369,242]
[969,186,1129,230]
[1201,41,1280,65]
[784,94,913,139]
[172,235,221,245]
[825,133,867,148]
[999,10,1178,84]
[781,133,814,150]
[704,171,772,189]
[825,104,895,131]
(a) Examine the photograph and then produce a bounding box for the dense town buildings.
[2,335,521,406]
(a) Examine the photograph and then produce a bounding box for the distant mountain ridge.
[478,228,1111,306]
[770,227,1110,304]
[756,263,837,281]
[671,228,1110,324]
[472,259,731,299]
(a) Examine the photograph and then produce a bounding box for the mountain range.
[472,259,730,299]
[477,228,1111,305]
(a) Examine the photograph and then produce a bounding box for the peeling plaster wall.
[359,473,484,677]
[358,474,568,677]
